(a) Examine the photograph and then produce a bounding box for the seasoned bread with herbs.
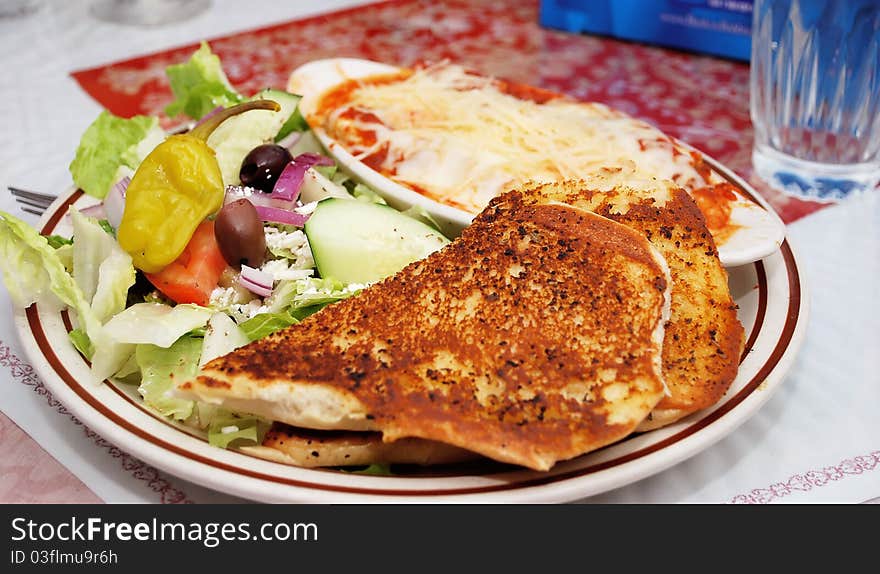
[179,197,672,471]
[506,173,745,430]
[239,424,478,468]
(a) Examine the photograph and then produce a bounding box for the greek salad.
[0,42,449,449]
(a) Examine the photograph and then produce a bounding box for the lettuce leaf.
[68,329,94,360]
[90,338,136,385]
[238,311,298,341]
[101,302,213,347]
[199,312,249,366]
[94,301,211,382]
[237,277,361,341]
[343,463,393,475]
[136,336,201,421]
[70,209,136,323]
[268,277,364,319]
[351,183,387,205]
[207,414,270,449]
[0,211,101,336]
[69,111,160,199]
[46,235,72,249]
[164,41,244,120]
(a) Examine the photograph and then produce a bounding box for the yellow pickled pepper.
[118,100,280,273]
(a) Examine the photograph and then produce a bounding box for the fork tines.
[8,186,56,215]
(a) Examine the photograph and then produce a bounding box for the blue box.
[539,0,754,61]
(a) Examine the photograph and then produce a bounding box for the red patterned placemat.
[70,0,826,224]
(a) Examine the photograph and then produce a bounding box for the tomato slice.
[145,220,228,306]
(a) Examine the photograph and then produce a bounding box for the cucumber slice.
[258,88,308,141]
[304,199,450,284]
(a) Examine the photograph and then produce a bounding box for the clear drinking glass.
[750,0,880,200]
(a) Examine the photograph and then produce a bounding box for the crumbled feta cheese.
[226,185,259,197]
[295,201,319,215]
[260,258,314,282]
[209,285,252,310]
[230,299,269,323]
[264,226,314,268]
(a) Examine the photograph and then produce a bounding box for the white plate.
[13,183,808,503]
[288,58,786,268]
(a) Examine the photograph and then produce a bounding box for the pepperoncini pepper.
[118,100,280,273]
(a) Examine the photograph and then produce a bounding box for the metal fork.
[8,186,56,216]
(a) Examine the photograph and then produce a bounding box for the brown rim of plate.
[26,172,798,496]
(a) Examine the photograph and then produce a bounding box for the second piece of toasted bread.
[504,172,745,429]
[239,424,478,468]
[179,198,671,471]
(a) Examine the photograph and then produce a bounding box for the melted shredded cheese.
[318,63,717,213]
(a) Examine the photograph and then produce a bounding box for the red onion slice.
[239,277,272,298]
[224,186,293,211]
[239,265,274,297]
[295,152,334,167]
[103,175,129,229]
[253,205,310,227]
[79,203,107,219]
[268,152,335,202]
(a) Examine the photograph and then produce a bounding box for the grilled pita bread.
[506,172,745,429]
[239,424,478,468]
[179,198,672,471]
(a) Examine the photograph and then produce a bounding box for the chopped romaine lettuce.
[70,209,136,323]
[97,219,116,236]
[119,125,165,171]
[113,352,142,385]
[199,312,249,366]
[400,204,443,231]
[68,329,94,360]
[342,463,393,475]
[46,235,72,249]
[91,250,135,324]
[314,164,338,180]
[90,336,136,386]
[0,211,101,337]
[55,243,74,274]
[207,414,270,449]
[286,277,365,308]
[238,311,298,341]
[351,183,388,205]
[69,111,161,199]
[237,277,361,340]
[0,211,137,385]
[136,335,201,421]
[101,302,213,347]
[164,41,244,120]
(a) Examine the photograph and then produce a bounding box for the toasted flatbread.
[239,424,478,468]
[505,173,745,429]
[179,198,671,471]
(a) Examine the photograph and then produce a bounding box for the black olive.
[239,144,293,193]
[214,199,267,268]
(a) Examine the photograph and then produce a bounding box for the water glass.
[750,0,880,199]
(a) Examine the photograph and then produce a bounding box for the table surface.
[0,0,877,504]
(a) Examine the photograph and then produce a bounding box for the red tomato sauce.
[691,182,740,243]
